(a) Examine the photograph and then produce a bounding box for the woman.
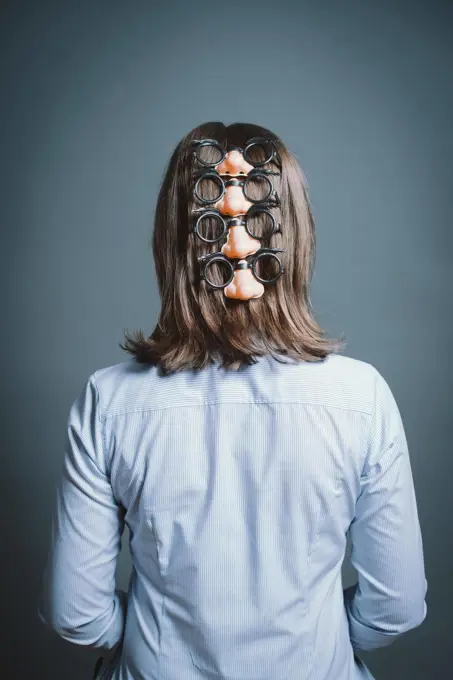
[39,121,427,679]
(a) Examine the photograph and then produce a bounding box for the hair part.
[119,121,346,374]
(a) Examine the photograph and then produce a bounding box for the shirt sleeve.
[343,368,428,652]
[38,372,127,652]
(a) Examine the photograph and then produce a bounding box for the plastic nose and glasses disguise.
[189,138,286,300]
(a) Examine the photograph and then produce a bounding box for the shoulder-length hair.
[119,121,346,373]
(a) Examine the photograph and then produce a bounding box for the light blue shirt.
[38,353,428,680]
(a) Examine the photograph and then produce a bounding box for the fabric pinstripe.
[39,353,427,680]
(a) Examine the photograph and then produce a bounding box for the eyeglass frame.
[189,137,282,169]
[193,168,281,206]
[191,205,282,244]
[198,247,286,289]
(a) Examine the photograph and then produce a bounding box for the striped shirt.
[38,352,427,680]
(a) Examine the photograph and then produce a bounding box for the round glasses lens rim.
[195,211,226,243]
[243,173,273,203]
[194,173,225,204]
[251,251,283,283]
[194,140,226,167]
[245,207,276,239]
[243,140,275,167]
[203,256,234,288]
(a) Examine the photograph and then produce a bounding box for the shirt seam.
[92,372,108,477]
[361,371,378,480]
[98,400,373,420]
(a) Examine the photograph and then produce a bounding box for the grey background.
[1,1,451,678]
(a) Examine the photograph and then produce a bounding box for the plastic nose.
[221,225,261,259]
[224,266,264,300]
[215,185,252,216]
[217,150,254,175]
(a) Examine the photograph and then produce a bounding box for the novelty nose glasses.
[191,205,282,244]
[198,248,286,289]
[189,137,282,169]
[193,168,281,206]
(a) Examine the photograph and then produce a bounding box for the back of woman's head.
[120,121,346,373]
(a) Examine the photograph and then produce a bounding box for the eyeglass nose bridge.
[226,145,243,154]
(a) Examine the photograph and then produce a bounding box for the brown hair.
[119,121,346,373]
